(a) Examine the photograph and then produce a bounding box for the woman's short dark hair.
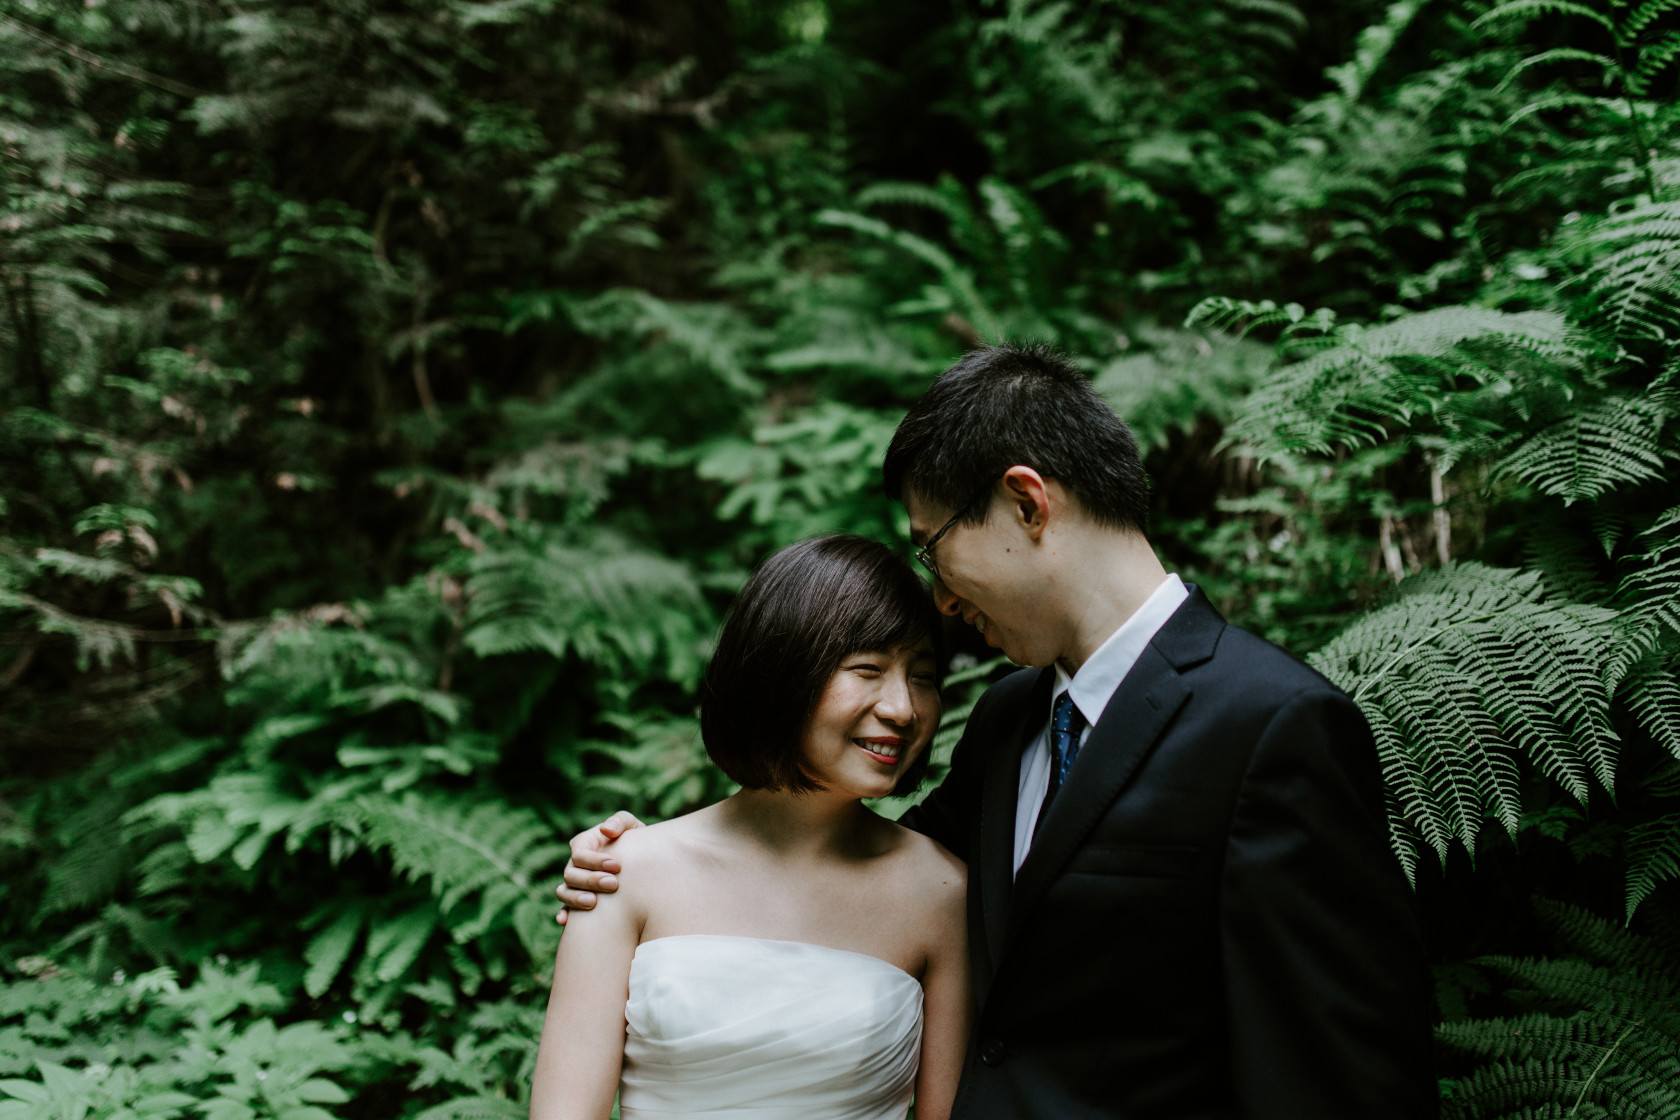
[882,342,1150,533]
[700,535,943,796]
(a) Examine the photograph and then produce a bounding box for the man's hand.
[554,810,644,925]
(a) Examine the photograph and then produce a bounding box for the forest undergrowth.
[3,0,1680,1115]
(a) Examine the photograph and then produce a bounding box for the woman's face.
[801,640,941,800]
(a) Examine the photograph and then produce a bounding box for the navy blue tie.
[1041,691,1087,819]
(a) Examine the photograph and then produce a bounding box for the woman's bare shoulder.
[607,808,724,875]
[887,820,967,899]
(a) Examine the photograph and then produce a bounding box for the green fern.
[1572,201,1680,341]
[815,208,1003,341]
[1494,392,1672,502]
[357,793,565,959]
[1438,902,1680,1119]
[1212,306,1586,458]
[1613,506,1680,678]
[462,529,710,688]
[1308,563,1619,876]
[1624,813,1680,920]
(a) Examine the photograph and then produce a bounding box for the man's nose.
[932,578,962,616]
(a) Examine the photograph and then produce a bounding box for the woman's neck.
[718,787,881,860]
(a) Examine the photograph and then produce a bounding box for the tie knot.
[1053,691,1086,735]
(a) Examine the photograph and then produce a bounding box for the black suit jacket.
[901,588,1436,1120]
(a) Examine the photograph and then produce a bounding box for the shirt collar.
[1052,573,1189,727]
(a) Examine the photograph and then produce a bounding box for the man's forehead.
[902,491,947,542]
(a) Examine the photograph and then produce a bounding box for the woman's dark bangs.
[832,562,940,665]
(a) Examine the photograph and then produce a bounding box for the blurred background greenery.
[4,0,1680,1115]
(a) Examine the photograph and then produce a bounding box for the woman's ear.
[1000,466,1051,540]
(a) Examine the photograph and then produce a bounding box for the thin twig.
[1570,1018,1643,1117]
[0,13,210,98]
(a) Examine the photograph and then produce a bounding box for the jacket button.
[980,1038,1006,1067]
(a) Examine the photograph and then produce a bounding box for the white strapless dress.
[620,935,923,1120]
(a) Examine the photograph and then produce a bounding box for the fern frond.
[412,1096,525,1120]
[1496,47,1618,93]
[1624,668,1680,770]
[357,794,565,957]
[1612,507,1680,682]
[1625,813,1680,920]
[359,901,439,984]
[1472,0,1617,37]
[1309,564,1619,871]
[303,904,369,998]
[978,177,1064,310]
[1628,30,1680,95]
[1493,393,1670,502]
[462,530,709,687]
[1227,307,1585,457]
[1530,899,1675,976]
[815,209,1002,341]
[1621,0,1680,41]
[1574,201,1680,342]
[1440,905,1680,1118]
[1028,161,1161,210]
[854,180,973,228]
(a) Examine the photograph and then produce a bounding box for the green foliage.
[1438,902,1680,1119]
[1308,564,1618,876]
[6,0,1680,1112]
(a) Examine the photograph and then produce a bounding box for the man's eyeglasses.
[914,487,993,581]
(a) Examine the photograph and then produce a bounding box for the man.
[559,344,1437,1118]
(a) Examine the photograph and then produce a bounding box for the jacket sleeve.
[1220,688,1438,1119]
[896,687,997,862]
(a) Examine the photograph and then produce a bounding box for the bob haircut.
[699,535,943,796]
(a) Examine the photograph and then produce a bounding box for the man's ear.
[1000,466,1051,540]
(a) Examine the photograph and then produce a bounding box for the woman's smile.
[855,735,905,764]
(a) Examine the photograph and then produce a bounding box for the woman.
[529,535,971,1120]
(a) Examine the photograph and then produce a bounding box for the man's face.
[906,489,1062,668]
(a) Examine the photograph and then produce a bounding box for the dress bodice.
[619,935,923,1120]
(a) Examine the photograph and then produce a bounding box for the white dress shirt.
[1012,573,1189,876]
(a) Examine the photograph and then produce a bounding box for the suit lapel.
[975,666,1053,983]
[1006,643,1191,942]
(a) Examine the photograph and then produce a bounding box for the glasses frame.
[914,485,994,581]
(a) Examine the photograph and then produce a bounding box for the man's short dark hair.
[882,343,1150,533]
[700,535,942,795]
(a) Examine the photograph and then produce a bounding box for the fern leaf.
[1472,1,1617,40]
[1309,564,1619,871]
[411,1097,525,1120]
[1613,507,1680,681]
[362,902,438,984]
[357,794,565,941]
[303,905,367,998]
[1496,47,1618,93]
[462,530,709,687]
[1623,664,1680,762]
[1227,307,1584,457]
[1625,813,1680,920]
[1629,31,1680,95]
[1621,0,1680,40]
[1574,201,1680,341]
[854,181,973,227]
[1494,393,1670,502]
[814,209,1003,341]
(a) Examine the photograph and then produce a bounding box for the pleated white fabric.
[620,935,923,1120]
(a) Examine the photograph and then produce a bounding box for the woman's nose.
[875,673,915,723]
